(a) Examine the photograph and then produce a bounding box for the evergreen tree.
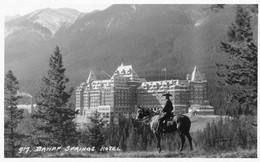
[217,5,257,115]
[4,70,24,157]
[33,46,77,146]
[87,111,105,152]
[78,128,90,146]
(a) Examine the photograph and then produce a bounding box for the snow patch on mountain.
[27,8,82,36]
[84,21,92,26]
[106,17,115,29]
[130,4,137,13]
[5,15,20,22]
[194,17,208,27]
[5,27,18,38]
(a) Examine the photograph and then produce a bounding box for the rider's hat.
[162,93,172,97]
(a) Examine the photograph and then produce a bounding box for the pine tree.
[217,5,257,115]
[87,111,105,152]
[4,70,24,157]
[33,46,77,146]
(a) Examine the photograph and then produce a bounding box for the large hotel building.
[75,63,214,125]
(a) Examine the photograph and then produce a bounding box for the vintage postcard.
[3,0,258,159]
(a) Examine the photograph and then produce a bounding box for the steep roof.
[87,70,97,83]
[191,66,204,82]
[111,63,143,82]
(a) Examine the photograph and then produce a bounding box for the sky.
[2,0,256,16]
[2,0,112,16]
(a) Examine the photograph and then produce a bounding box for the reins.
[140,116,152,124]
[139,108,158,124]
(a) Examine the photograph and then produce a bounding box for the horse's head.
[136,106,150,121]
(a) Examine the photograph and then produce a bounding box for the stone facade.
[75,63,213,126]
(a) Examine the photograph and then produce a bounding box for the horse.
[135,106,193,153]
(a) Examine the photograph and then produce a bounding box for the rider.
[157,93,173,132]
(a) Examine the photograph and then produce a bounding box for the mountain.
[5,15,21,22]
[5,8,83,39]
[5,5,242,100]
[5,8,83,84]
[49,4,236,81]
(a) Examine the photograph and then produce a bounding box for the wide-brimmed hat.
[162,93,172,97]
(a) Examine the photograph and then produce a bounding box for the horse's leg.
[185,132,193,151]
[155,132,161,153]
[178,132,185,152]
[177,122,185,152]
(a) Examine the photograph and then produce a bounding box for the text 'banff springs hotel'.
[76,63,214,125]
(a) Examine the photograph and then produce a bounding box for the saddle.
[157,113,176,132]
[159,112,175,124]
[159,112,174,118]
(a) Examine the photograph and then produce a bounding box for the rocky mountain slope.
[5,5,240,97]
[5,15,21,22]
[5,8,82,39]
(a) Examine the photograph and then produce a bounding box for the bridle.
[140,115,151,124]
[137,107,156,124]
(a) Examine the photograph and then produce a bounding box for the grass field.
[21,115,256,158]
[189,115,229,132]
[30,149,257,158]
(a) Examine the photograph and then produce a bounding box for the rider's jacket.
[162,99,173,113]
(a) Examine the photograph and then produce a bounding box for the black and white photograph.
[2,0,259,158]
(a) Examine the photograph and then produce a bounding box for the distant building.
[75,63,214,126]
[17,104,36,114]
[187,66,214,115]
[17,96,36,114]
[75,63,145,126]
[137,79,190,114]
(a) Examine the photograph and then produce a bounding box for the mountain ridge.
[5,5,241,99]
[5,8,83,39]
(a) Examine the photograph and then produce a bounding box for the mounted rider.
[157,93,173,132]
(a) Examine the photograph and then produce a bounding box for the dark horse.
[136,106,193,152]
